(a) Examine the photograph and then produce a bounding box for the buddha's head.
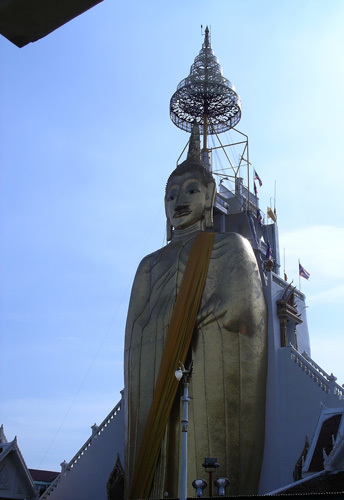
[165,125,216,240]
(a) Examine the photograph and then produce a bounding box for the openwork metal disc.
[170,27,241,135]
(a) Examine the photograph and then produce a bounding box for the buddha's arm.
[222,233,267,336]
[124,255,152,353]
[123,255,154,495]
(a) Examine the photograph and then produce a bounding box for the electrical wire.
[38,201,165,468]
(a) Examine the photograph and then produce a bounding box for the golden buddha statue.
[124,128,267,498]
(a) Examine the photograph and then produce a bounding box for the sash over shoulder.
[129,232,216,499]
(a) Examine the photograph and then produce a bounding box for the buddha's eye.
[166,194,176,201]
[187,188,200,194]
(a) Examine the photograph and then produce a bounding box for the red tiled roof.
[29,468,59,482]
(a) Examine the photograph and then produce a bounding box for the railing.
[214,193,229,211]
[288,345,344,399]
[40,399,122,499]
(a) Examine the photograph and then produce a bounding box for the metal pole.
[180,381,190,500]
[203,113,208,151]
[232,127,250,211]
[208,470,213,497]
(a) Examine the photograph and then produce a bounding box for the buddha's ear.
[164,197,168,219]
[204,181,216,229]
[166,219,173,241]
[165,198,173,241]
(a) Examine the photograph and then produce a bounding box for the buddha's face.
[165,171,208,230]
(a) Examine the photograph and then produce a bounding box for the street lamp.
[202,458,219,497]
[174,361,192,500]
[192,478,208,497]
[214,477,230,496]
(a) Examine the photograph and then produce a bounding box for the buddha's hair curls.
[165,160,215,196]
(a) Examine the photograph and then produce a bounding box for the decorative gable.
[0,427,38,500]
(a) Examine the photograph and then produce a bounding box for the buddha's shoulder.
[212,233,258,274]
[136,232,252,272]
[135,246,168,273]
[214,231,252,252]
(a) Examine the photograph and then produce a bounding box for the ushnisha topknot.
[166,161,215,192]
[165,123,215,195]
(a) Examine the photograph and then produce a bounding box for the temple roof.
[0,426,38,499]
[303,406,344,474]
[0,423,8,444]
[273,470,344,495]
[29,468,59,482]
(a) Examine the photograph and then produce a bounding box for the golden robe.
[124,226,267,497]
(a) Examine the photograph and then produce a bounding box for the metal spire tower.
[170,26,241,152]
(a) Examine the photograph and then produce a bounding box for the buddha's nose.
[176,190,190,206]
[175,203,190,212]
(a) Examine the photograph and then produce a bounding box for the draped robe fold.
[124,230,267,498]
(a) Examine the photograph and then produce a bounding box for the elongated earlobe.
[165,198,173,241]
[204,208,213,228]
[166,219,173,241]
[204,181,216,228]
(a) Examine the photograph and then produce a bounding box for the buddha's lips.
[174,210,191,217]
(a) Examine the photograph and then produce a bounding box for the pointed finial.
[0,424,8,444]
[186,123,201,163]
[204,26,210,47]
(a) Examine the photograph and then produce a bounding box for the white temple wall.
[260,344,344,494]
[294,293,311,356]
[259,271,342,493]
[41,402,124,500]
[259,273,284,493]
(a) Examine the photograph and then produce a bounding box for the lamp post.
[175,361,192,500]
[202,458,219,497]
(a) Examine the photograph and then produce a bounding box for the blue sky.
[1,0,344,472]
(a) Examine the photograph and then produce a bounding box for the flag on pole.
[254,169,263,187]
[254,181,258,197]
[299,263,310,280]
[257,208,263,226]
[266,240,273,261]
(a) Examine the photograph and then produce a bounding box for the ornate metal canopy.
[170,27,241,136]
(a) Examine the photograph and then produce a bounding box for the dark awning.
[0,0,103,48]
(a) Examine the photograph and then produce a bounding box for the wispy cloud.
[307,281,344,304]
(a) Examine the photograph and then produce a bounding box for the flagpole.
[298,259,301,291]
